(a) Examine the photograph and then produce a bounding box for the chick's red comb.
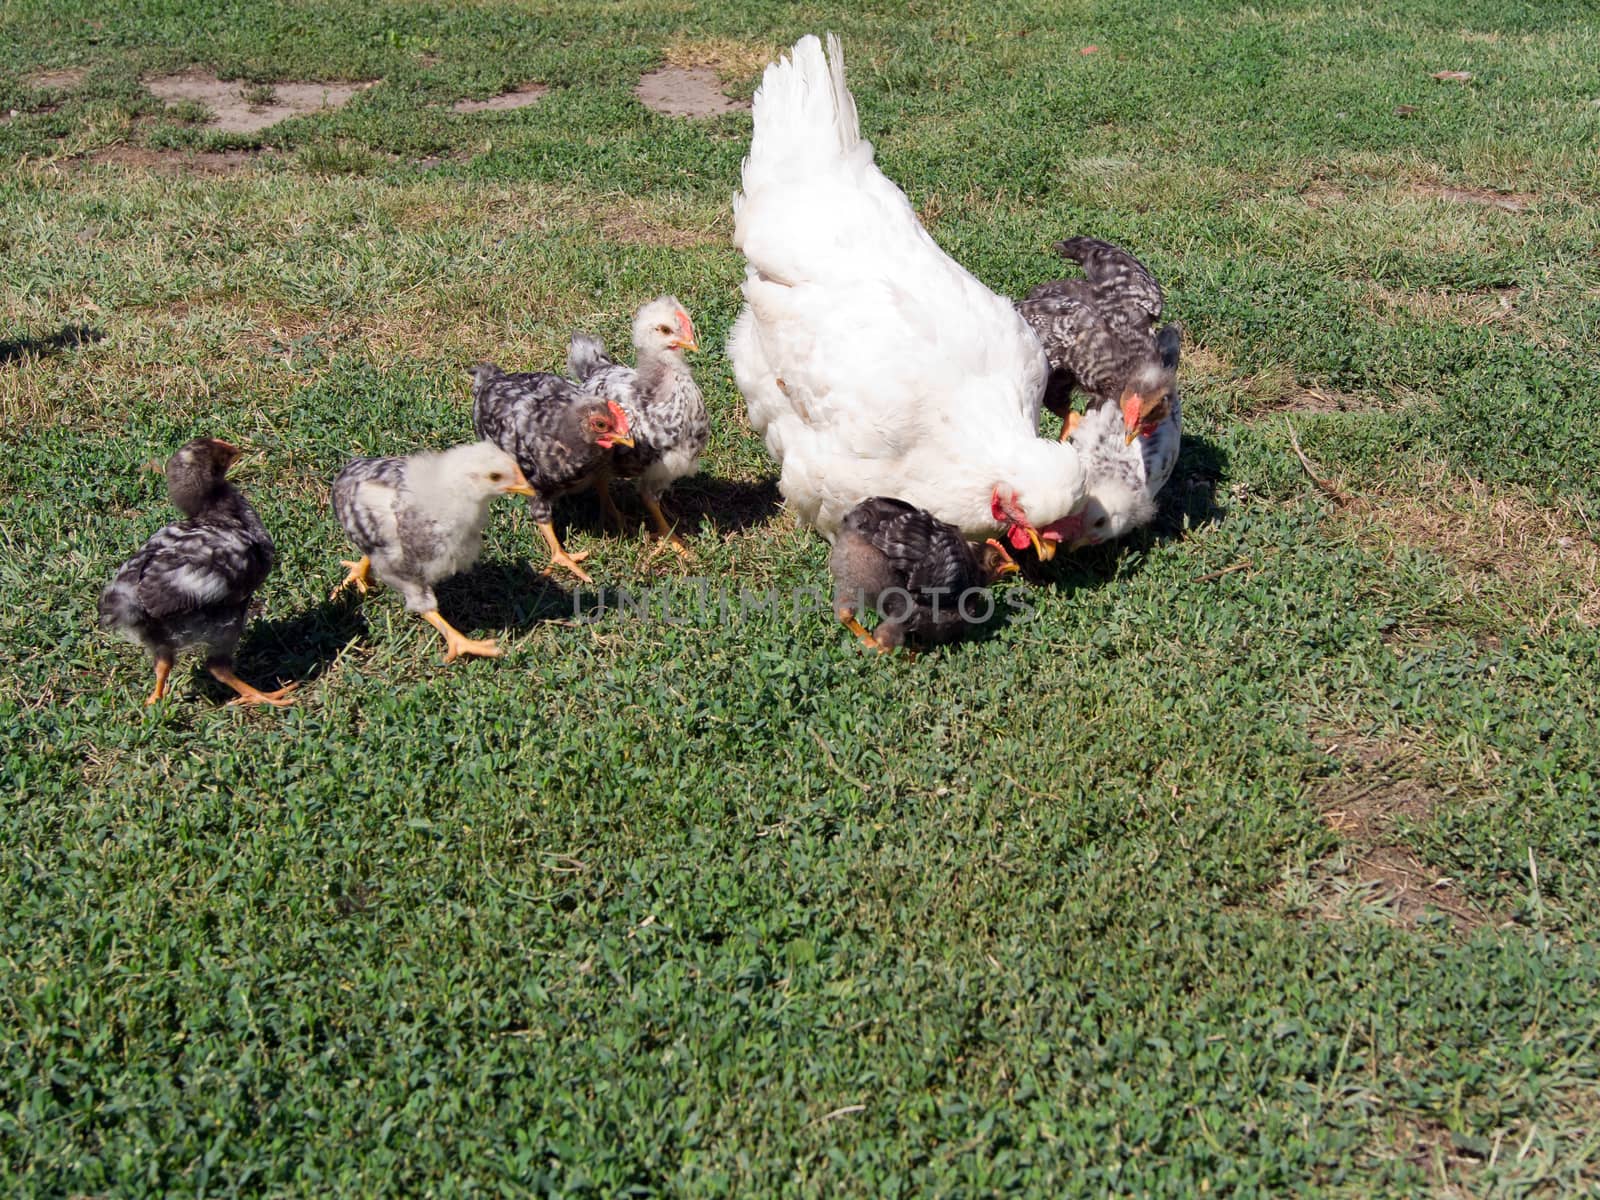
[676,310,695,340]
[606,400,630,435]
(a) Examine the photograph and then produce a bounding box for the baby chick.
[470,362,634,584]
[331,440,535,662]
[99,437,295,706]
[1016,237,1179,444]
[830,497,1019,653]
[567,296,705,556]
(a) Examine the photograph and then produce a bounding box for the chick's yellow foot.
[331,556,372,600]
[536,523,594,584]
[543,549,594,585]
[641,495,693,561]
[1059,411,1084,441]
[646,529,695,562]
[143,657,173,706]
[837,610,888,655]
[421,610,503,663]
[210,665,297,707]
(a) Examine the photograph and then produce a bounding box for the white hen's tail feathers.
[741,34,858,196]
[565,333,613,384]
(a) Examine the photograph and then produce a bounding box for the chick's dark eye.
[488,472,503,482]
[657,324,672,335]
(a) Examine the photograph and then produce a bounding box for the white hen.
[727,34,1085,556]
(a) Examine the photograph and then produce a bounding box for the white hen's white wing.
[729,35,1066,537]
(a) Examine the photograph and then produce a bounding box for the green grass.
[4,0,1600,1195]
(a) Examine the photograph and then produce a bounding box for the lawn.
[3,0,1599,1195]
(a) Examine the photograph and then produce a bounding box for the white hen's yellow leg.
[210,665,296,707]
[420,610,502,663]
[330,555,372,600]
[537,522,593,584]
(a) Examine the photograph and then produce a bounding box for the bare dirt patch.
[1407,182,1535,212]
[635,66,746,117]
[1298,179,1349,208]
[1292,734,1492,930]
[85,145,267,175]
[451,83,547,114]
[146,71,375,134]
[28,68,87,90]
[1275,385,1373,413]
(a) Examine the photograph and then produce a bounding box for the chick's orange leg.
[594,477,627,532]
[641,494,693,560]
[537,521,594,584]
[836,607,888,655]
[144,654,174,706]
[1059,411,1084,441]
[330,555,372,600]
[420,610,502,663]
[209,665,297,707]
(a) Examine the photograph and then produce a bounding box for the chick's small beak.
[984,538,1021,577]
[671,337,699,352]
[503,466,538,497]
[603,433,636,449]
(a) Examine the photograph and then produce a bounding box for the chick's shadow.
[231,559,579,690]
[231,595,371,691]
[1025,431,1229,592]
[1,324,105,366]
[549,474,782,541]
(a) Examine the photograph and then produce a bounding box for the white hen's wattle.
[727,34,1085,542]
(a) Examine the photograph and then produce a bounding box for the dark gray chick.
[1015,236,1180,443]
[829,497,1020,653]
[99,437,294,706]
[469,362,635,584]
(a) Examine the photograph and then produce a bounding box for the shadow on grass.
[231,596,371,693]
[435,557,578,631]
[552,474,783,541]
[1,324,105,366]
[228,559,580,692]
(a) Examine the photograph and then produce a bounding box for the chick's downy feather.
[470,362,625,522]
[831,497,1001,647]
[567,296,706,502]
[99,438,275,665]
[333,441,520,613]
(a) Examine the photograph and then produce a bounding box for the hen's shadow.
[2,324,105,366]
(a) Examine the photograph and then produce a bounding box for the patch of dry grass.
[1348,464,1600,632]
[661,36,782,82]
